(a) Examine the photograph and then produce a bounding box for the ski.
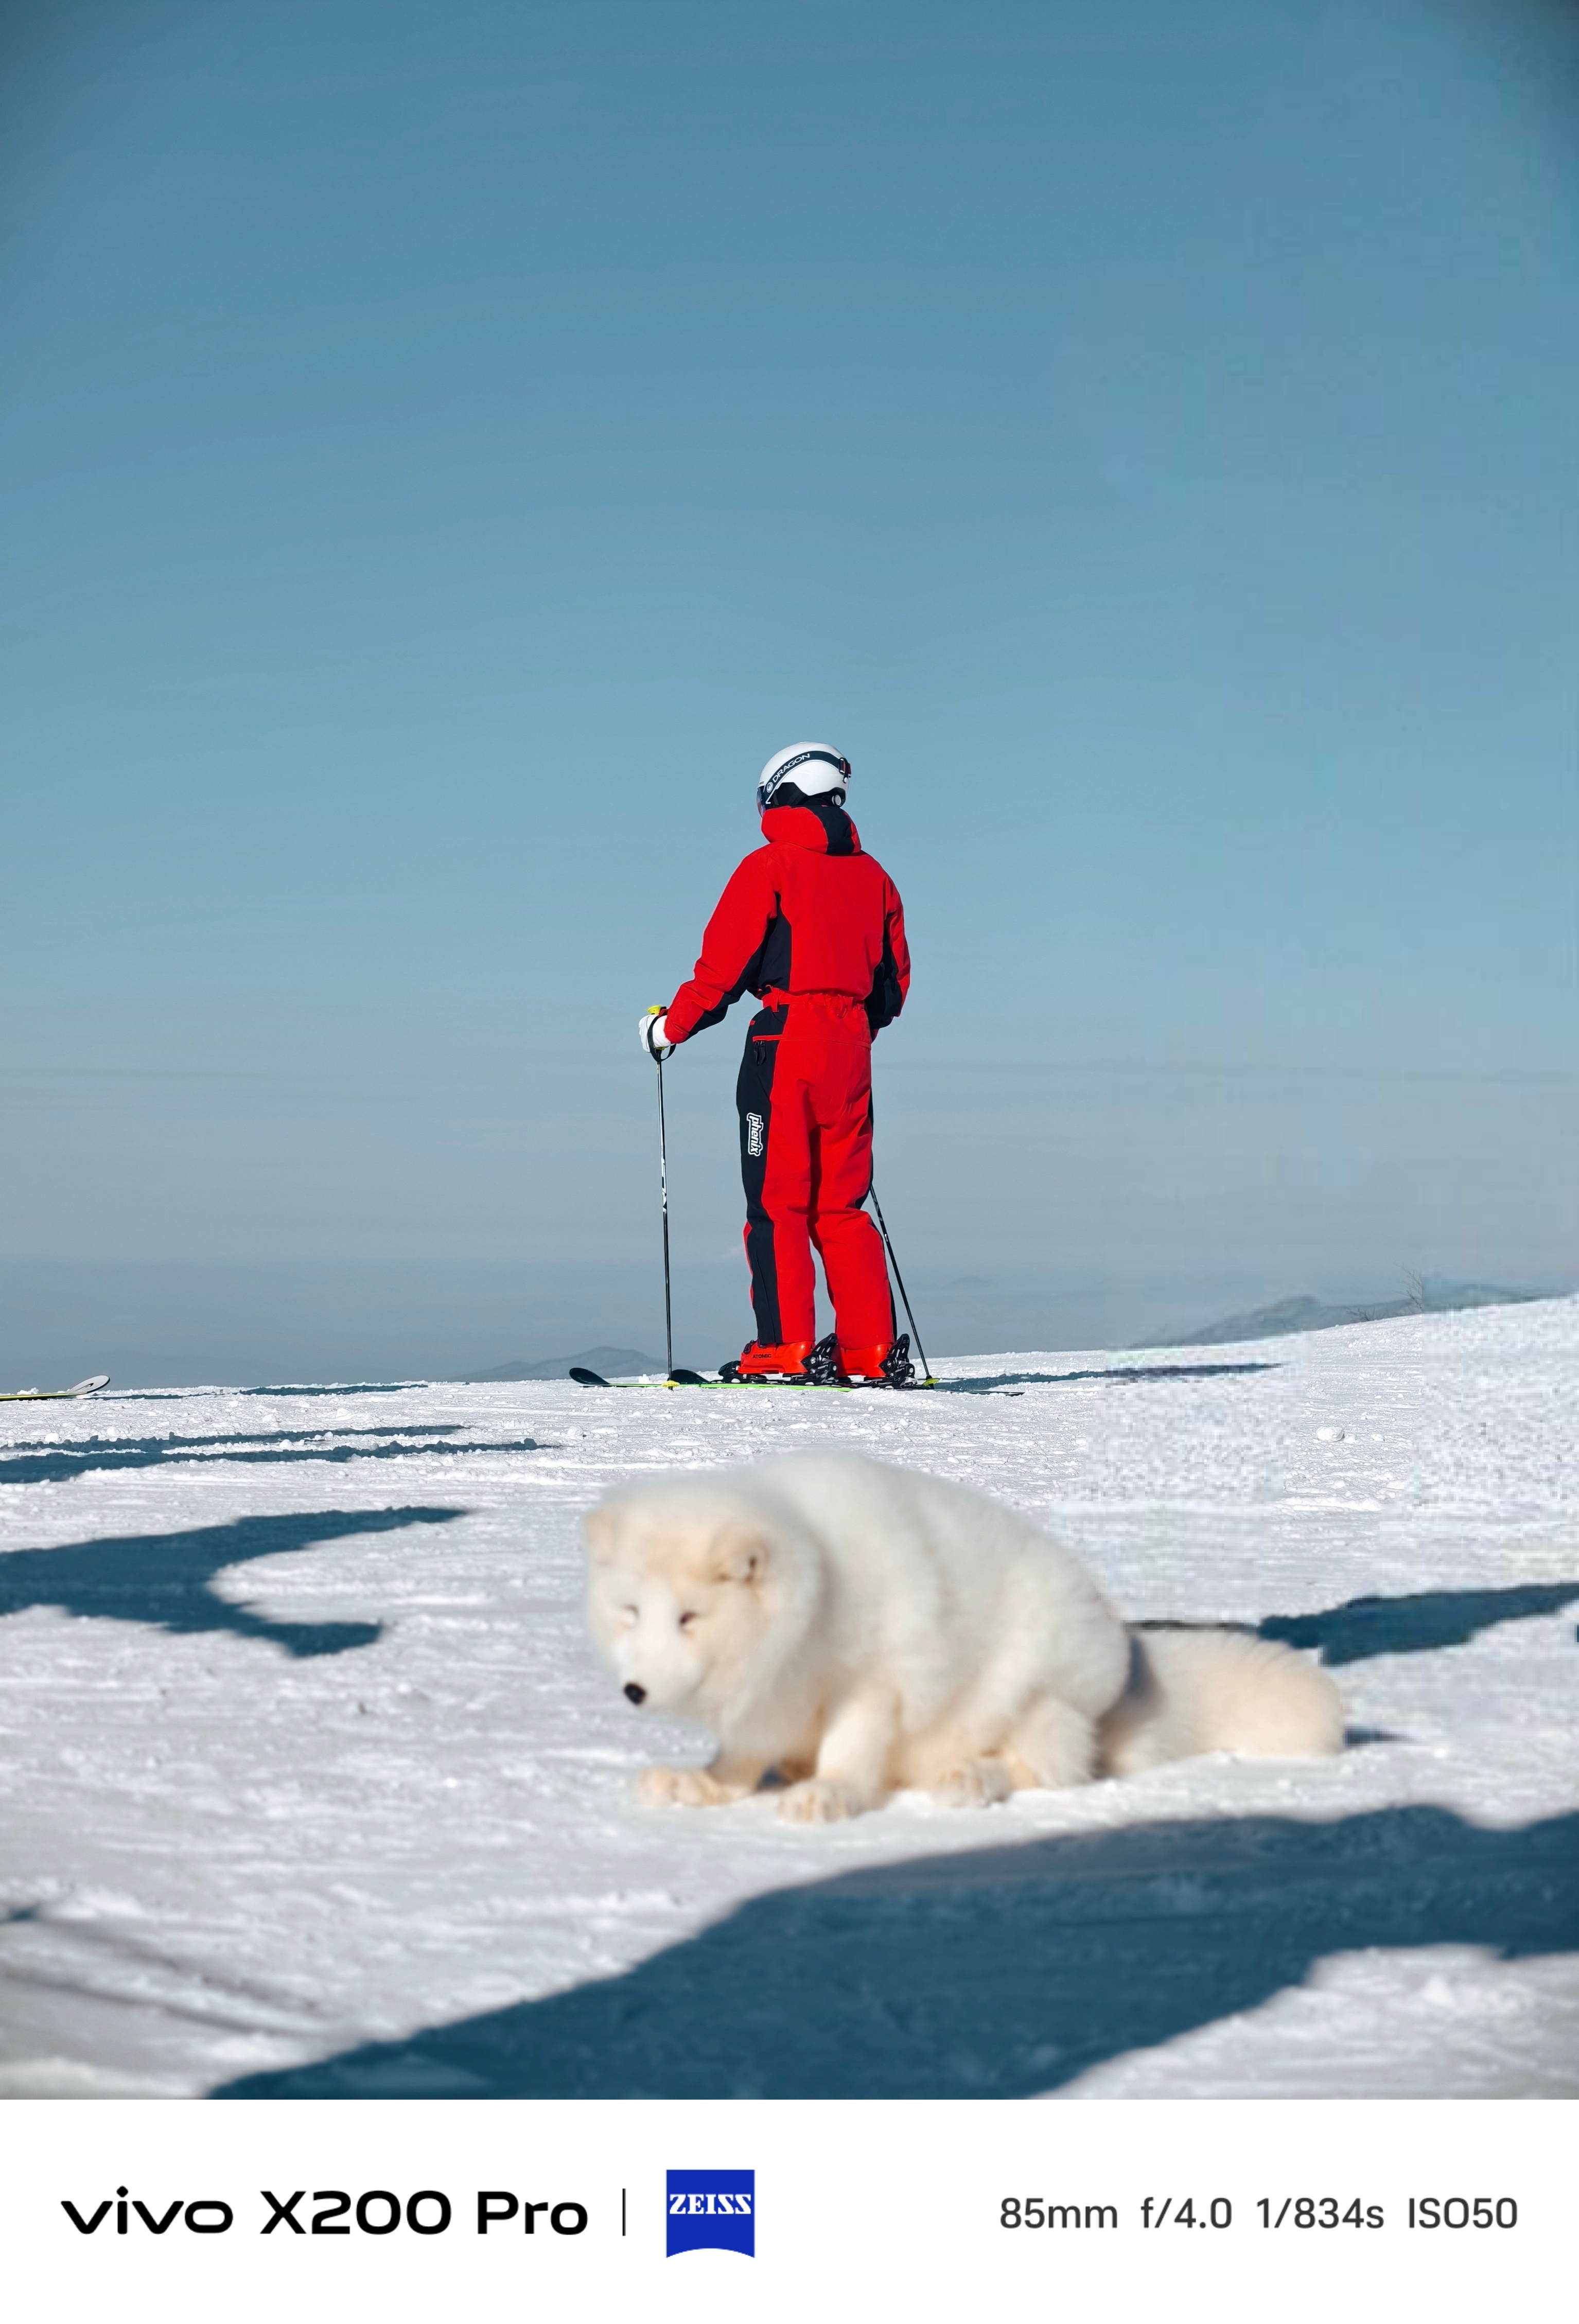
[568,1367,932,1393]
[572,1368,845,1390]
[0,1374,111,1403]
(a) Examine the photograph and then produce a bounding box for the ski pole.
[867,1181,936,1384]
[654,1049,675,1380]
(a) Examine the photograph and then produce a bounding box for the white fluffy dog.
[583,1454,1342,1822]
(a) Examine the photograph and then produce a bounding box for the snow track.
[2,1300,1575,2098]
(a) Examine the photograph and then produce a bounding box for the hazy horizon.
[3,1253,1567,1390]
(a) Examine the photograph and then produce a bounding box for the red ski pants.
[735,992,894,1349]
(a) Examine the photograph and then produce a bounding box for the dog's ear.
[582,1507,619,1563]
[708,1523,770,1588]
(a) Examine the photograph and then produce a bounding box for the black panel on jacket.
[805,800,856,856]
[686,911,793,1033]
[865,929,905,1034]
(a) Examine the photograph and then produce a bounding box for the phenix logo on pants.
[665,2170,755,2257]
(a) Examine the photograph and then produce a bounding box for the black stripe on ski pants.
[737,1004,785,1344]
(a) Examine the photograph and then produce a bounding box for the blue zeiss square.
[665,2170,755,2257]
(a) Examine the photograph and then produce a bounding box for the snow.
[1,1298,1575,2100]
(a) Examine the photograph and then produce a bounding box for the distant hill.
[1148,1282,1554,1350]
[464,1346,666,1382]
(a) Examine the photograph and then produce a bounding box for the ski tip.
[668,1368,707,1386]
[0,1375,111,1400]
[568,1366,611,1387]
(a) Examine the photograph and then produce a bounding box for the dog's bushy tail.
[1098,1626,1343,1777]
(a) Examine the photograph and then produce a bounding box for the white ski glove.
[639,1009,675,1060]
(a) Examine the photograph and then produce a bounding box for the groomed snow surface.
[2,1299,1575,2101]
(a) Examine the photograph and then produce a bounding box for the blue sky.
[3,0,1575,1379]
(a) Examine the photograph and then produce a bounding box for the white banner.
[2,2096,1563,2321]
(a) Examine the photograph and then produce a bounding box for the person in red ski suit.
[640,743,910,1382]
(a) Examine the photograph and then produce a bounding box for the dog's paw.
[636,1765,735,1808]
[932,1757,1013,1808]
[777,1777,863,1824]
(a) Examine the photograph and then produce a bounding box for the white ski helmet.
[756,741,851,814]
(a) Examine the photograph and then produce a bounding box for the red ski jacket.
[664,802,910,1044]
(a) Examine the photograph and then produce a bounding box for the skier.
[640,743,911,1383]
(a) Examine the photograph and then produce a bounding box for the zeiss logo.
[665,2171,755,2258]
[746,1112,765,1157]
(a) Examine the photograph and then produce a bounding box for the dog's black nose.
[624,1682,646,1705]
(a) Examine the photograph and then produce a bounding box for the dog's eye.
[678,1610,699,1629]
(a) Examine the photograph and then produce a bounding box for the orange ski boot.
[838,1334,916,1387]
[731,1339,814,1382]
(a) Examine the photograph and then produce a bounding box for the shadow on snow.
[1260,1581,1579,1666]
[95,1384,429,1402]
[0,1428,550,1487]
[213,1802,1579,2099]
[1127,1581,1579,1672]
[0,1506,465,1657]
[936,1362,1280,1395]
